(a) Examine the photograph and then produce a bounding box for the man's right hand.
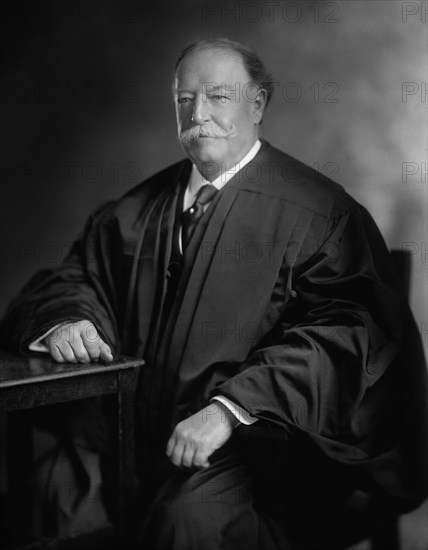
[43,320,114,364]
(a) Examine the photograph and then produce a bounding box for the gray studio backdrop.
[1,1,427,358]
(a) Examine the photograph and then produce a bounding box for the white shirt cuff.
[211,396,258,426]
[28,323,64,352]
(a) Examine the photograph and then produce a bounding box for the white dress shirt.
[183,138,261,209]
[179,138,261,252]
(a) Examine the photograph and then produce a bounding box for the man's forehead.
[174,49,250,89]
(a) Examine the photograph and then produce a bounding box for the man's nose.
[191,95,210,124]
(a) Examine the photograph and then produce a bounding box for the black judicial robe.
[1,139,427,511]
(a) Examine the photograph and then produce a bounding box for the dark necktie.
[181,184,218,249]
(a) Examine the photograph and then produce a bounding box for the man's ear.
[253,88,267,125]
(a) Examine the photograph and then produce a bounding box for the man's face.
[173,49,265,180]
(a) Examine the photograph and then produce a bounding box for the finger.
[193,449,210,469]
[79,324,103,361]
[44,325,68,348]
[48,343,65,363]
[166,435,176,457]
[181,444,196,469]
[78,321,113,362]
[57,341,78,363]
[80,336,101,361]
[169,442,185,468]
[99,342,113,363]
[68,338,91,363]
[82,341,101,361]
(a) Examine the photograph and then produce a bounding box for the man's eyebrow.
[174,84,237,94]
[204,84,222,92]
[202,84,236,93]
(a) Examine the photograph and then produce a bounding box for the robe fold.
[1,139,427,513]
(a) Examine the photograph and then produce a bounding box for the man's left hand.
[166,402,239,469]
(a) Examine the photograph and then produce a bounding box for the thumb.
[99,340,114,363]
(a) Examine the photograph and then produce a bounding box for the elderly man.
[1,39,427,549]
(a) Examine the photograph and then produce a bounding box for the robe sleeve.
[0,200,120,355]
[211,197,427,501]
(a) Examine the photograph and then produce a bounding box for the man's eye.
[208,95,229,102]
[177,97,193,104]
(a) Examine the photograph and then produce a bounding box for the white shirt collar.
[184,139,262,210]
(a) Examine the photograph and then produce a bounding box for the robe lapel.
[159,183,241,357]
[124,161,190,357]
[161,169,311,420]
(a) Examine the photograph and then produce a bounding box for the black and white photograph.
[0,1,427,549]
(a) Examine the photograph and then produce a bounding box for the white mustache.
[179,122,236,146]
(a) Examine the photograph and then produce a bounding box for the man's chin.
[182,138,226,165]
